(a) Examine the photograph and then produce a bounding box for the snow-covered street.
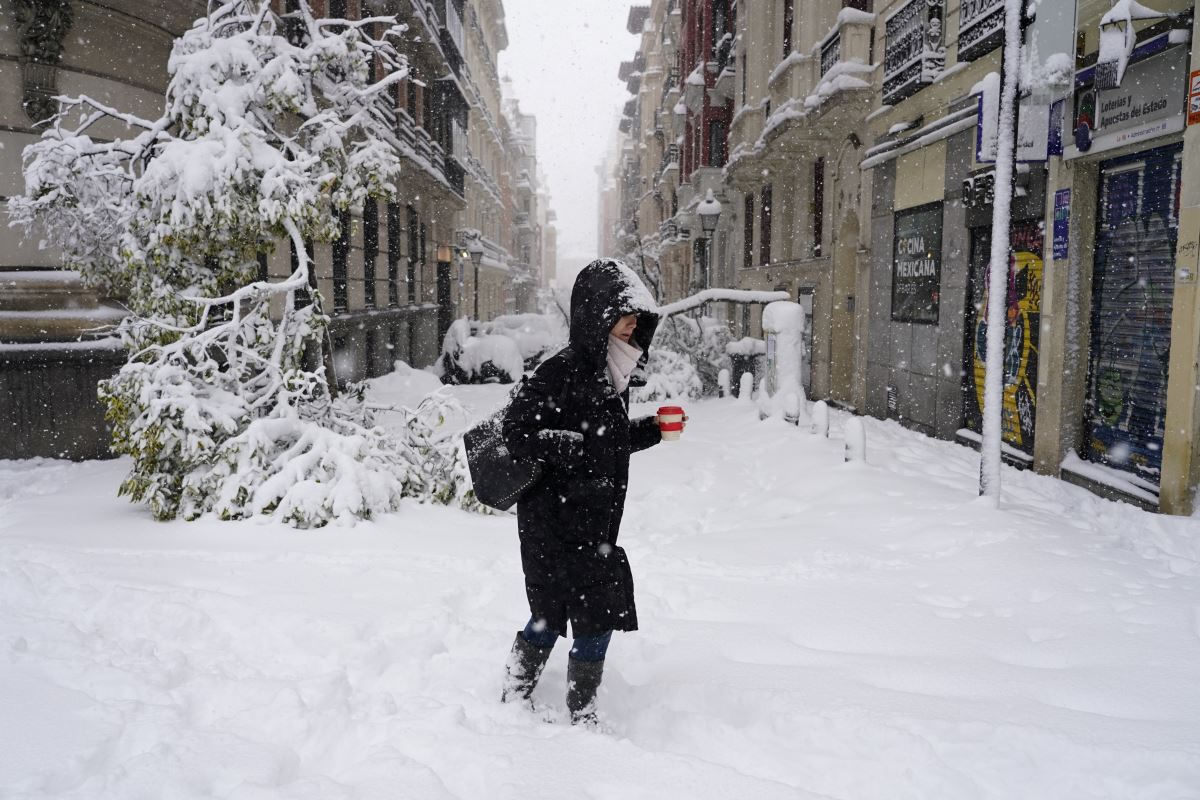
[4,381,1200,798]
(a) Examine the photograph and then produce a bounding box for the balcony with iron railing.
[761,8,874,139]
[811,11,874,112]
[882,0,941,106]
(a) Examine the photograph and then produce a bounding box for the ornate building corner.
[13,0,74,128]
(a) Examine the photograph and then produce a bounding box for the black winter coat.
[502,260,661,638]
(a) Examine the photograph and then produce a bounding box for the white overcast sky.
[499,0,639,283]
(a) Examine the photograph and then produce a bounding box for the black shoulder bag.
[463,408,543,512]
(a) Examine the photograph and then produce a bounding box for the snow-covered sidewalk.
[3,381,1200,798]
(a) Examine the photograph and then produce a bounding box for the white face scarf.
[606,333,642,394]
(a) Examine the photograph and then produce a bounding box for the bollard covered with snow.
[843,416,866,463]
[725,336,765,399]
[812,400,829,437]
[717,368,731,398]
[758,300,807,422]
[783,392,801,425]
[737,371,754,404]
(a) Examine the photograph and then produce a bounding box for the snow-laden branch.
[658,289,790,317]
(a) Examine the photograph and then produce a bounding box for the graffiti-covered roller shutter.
[962,223,1044,455]
[1084,145,1182,490]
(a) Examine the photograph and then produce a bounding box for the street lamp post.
[697,189,723,315]
[467,236,485,320]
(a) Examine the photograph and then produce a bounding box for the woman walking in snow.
[499,258,670,725]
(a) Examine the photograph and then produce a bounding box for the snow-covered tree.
[9,1,470,527]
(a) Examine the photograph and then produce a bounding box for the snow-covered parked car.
[437,314,567,384]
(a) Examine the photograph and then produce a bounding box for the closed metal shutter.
[1084,145,1182,490]
[961,221,1045,456]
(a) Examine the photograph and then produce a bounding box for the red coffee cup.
[657,405,685,441]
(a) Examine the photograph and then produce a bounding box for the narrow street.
[3,381,1199,798]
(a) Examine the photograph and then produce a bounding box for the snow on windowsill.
[0,337,125,352]
[0,270,85,282]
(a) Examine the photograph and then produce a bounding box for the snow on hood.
[569,258,659,371]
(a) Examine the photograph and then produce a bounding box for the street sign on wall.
[1053,189,1071,261]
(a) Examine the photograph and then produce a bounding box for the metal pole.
[979,0,1030,500]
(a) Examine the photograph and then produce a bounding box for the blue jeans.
[522,617,612,662]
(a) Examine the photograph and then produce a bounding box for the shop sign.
[1052,189,1071,261]
[1069,45,1187,158]
[891,203,942,324]
[1016,98,1051,161]
[974,90,1060,162]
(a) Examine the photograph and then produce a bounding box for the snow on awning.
[860,105,979,170]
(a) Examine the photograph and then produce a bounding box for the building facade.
[613,0,1200,514]
[0,0,556,460]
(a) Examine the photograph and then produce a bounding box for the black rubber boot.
[566,656,605,725]
[501,632,554,705]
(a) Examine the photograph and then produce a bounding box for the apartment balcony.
[435,0,466,76]
[515,212,532,232]
[444,157,465,199]
[808,12,875,122]
[626,5,650,34]
[882,0,942,106]
[710,34,736,104]
[664,66,681,107]
[683,62,706,114]
[665,0,681,40]
[760,10,875,145]
[428,137,445,176]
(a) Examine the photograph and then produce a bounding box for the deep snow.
[3,379,1200,798]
